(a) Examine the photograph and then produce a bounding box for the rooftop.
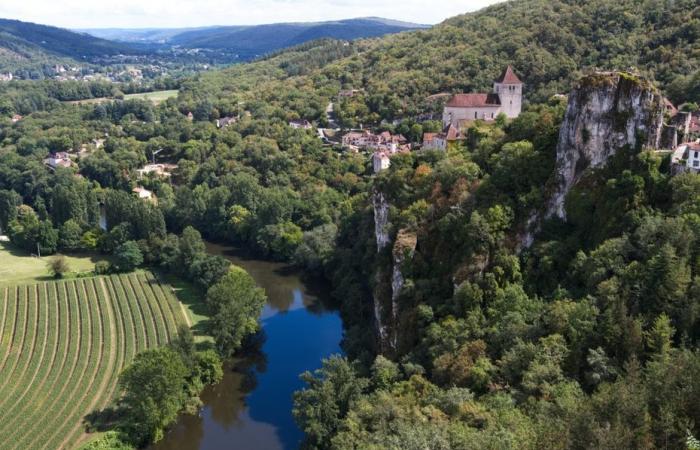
[495,65,522,84]
[446,93,501,108]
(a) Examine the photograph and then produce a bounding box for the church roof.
[495,65,522,84]
[446,93,501,108]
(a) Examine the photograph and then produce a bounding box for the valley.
[0,0,699,449]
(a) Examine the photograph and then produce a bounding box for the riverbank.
[149,242,343,450]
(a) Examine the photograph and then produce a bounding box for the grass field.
[0,242,110,287]
[0,272,190,450]
[66,90,179,106]
[123,90,179,104]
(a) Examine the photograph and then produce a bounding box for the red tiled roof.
[495,65,522,84]
[423,133,438,142]
[446,93,501,108]
[444,124,462,141]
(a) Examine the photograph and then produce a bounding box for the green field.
[0,242,110,287]
[0,272,190,450]
[66,90,179,106]
[123,90,179,104]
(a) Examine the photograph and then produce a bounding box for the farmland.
[0,272,190,450]
[123,89,178,104]
[65,89,179,106]
[0,242,111,287]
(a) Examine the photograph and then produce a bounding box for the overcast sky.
[0,0,504,29]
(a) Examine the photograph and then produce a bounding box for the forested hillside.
[191,0,698,127]
[167,18,426,58]
[0,18,143,75]
[0,0,699,448]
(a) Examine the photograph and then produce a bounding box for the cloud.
[0,0,502,29]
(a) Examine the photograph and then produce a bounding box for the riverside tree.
[206,265,266,356]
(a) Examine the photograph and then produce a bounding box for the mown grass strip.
[106,275,137,364]
[0,285,41,414]
[0,283,61,442]
[56,278,116,450]
[130,273,168,344]
[150,272,191,328]
[38,279,102,450]
[140,273,179,341]
[0,284,50,432]
[0,286,18,374]
[110,275,148,352]
[1,274,187,450]
[120,273,158,347]
[0,287,8,354]
[0,286,31,392]
[17,280,87,450]
[8,282,71,450]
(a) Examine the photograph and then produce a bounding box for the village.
[30,64,700,213]
[311,65,700,176]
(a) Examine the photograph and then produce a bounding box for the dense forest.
[0,0,699,448]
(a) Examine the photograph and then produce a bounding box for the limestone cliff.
[545,72,664,220]
[372,190,392,349]
[373,191,391,251]
[371,189,418,353]
[389,229,417,350]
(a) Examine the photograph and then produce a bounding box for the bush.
[47,255,70,278]
[94,261,112,275]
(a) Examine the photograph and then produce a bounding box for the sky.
[0,0,504,29]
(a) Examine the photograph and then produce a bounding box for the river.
[150,242,343,450]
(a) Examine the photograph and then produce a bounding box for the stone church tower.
[493,66,523,118]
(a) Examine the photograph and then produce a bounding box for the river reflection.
[150,243,342,450]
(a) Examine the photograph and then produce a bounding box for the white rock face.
[371,190,418,352]
[545,73,664,220]
[372,190,392,349]
[373,191,391,251]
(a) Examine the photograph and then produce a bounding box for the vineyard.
[0,272,190,450]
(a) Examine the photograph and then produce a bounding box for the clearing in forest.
[0,271,189,450]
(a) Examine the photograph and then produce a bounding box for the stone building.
[443,66,523,128]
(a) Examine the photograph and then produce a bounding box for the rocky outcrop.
[373,191,391,250]
[389,230,417,350]
[371,189,418,353]
[372,189,392,350]
[545,72,664,220]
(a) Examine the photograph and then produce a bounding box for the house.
[339,89,361,98]
[342,130,409,153]
[422,124,464,151]
[684,141,700,171]
[217,116,237,128]
[0,73,13,82]
[44,152,72,169]
[11,114,22,123]
[132,187,154,200]
[422,133,447,151]
[289,119,313,130]
[372,152,391,173]
[443,66,523,128]
[186,112,194,121]
[136,163,177,179]
[671,141,700,174]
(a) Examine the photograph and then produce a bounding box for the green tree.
[118,347,189,446]
[205,266,266,356]
[59,219,83,251]
[114,241,143,272]
[293,355,369,450]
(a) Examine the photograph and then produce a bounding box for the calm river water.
[150,242,342,450]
